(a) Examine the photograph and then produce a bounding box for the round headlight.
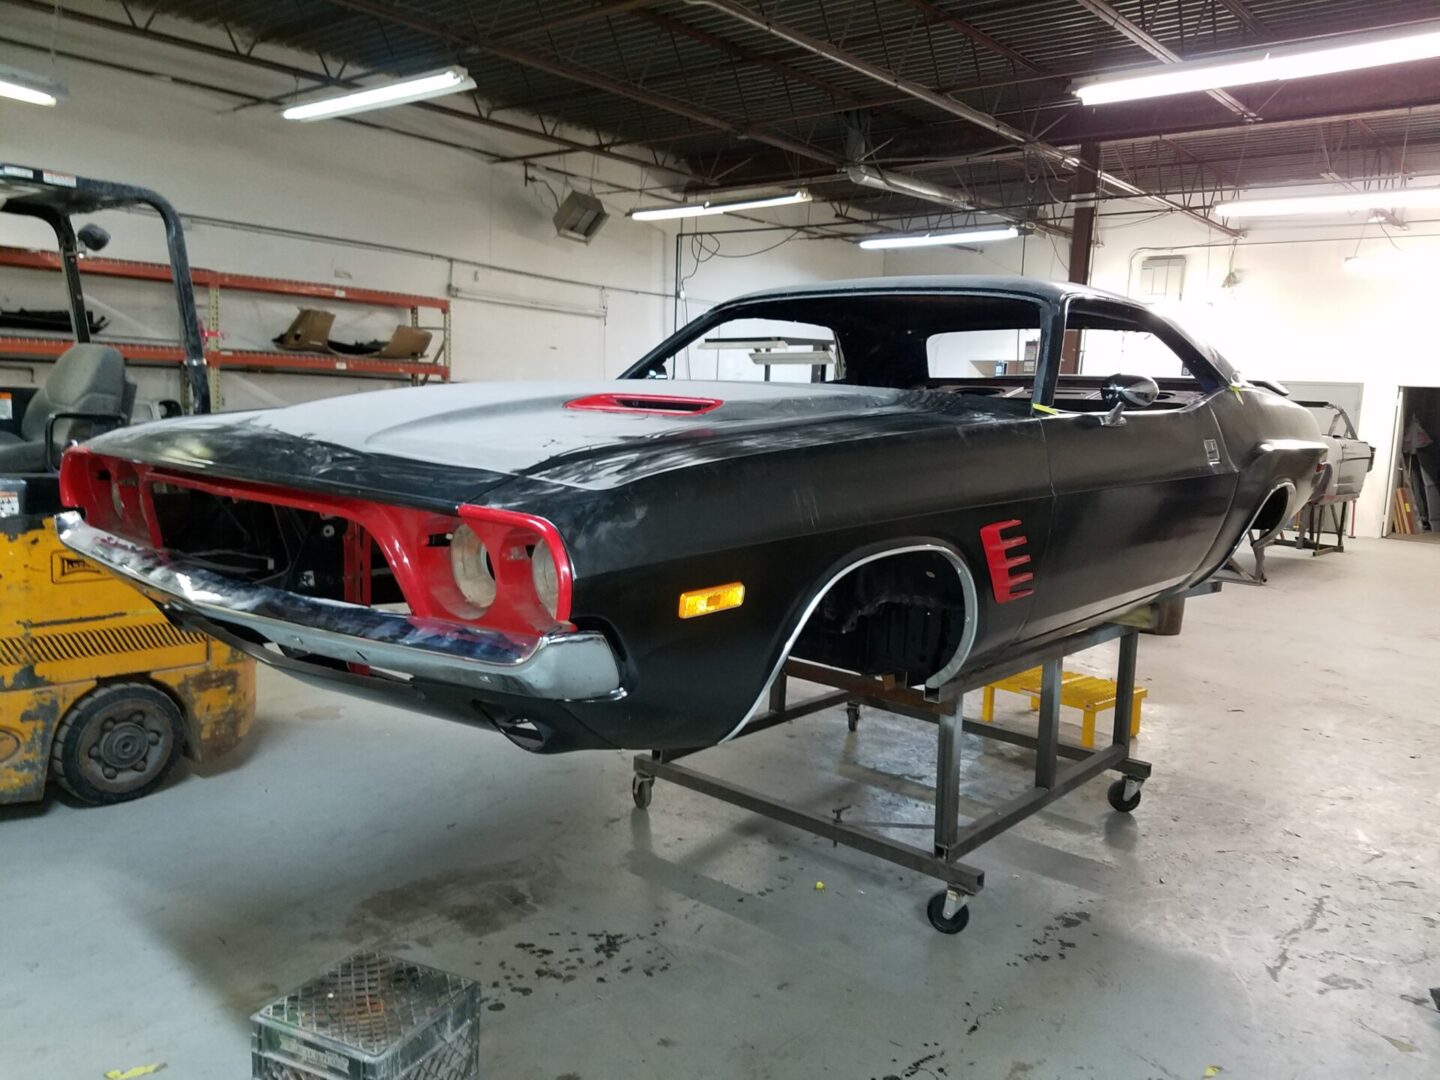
[449,524,496,609]
[531,540,560,618]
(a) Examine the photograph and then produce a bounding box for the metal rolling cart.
[1274,499,1350,556]
[631,583,1219,934]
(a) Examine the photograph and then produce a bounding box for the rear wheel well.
[1251,483,1295,539]
[790,547,973,686]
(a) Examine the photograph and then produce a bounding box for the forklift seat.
[0,344,132,472]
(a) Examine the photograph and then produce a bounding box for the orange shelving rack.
[0,245,452,402]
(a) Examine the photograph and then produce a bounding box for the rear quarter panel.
[1191,387,1327,579]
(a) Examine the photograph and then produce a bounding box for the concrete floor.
[3,539,1438,1079]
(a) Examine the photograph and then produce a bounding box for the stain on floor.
[476,921,675,1009]
[344,861,549,947]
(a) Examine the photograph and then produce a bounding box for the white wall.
[882,208,1440,537]
[0,14,876,410]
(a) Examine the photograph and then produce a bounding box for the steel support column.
[1062,141,1100,373]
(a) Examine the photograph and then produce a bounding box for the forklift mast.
[0,163,211,414]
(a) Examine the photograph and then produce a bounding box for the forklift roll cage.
[0,162,210,414]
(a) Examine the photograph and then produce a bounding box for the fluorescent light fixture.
[1343,250,1440,277]
[1076,25,1440,105]
[627,190,810,221]
[282,66,475,121]
[1215,186,1440,219]
[0,63,66,107]
[858,226,1020,250]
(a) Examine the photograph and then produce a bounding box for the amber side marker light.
[678,582,745,619]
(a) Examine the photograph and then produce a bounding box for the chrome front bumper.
[54,512,622,702]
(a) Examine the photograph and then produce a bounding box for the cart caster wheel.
[926,889,970,935]
[845,702,860,732]
[1107,777,1142,813]
[631,774,654,809]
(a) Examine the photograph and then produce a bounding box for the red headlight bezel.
[60,446,574,635]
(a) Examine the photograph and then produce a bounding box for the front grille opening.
[264,641,415,683]
[150,488,404,606]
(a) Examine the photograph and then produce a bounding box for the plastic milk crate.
[251,952,480,1080]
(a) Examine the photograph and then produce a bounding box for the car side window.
[1063,301,1225,397]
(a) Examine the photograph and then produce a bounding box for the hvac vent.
[553,191,609,244]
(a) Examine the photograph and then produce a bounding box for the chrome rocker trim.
[54,511,622,701]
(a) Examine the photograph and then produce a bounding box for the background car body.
[1296,400,1375,503]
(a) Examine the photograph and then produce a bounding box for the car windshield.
[622,292,1046,394]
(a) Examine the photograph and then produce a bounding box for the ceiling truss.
[7,0,1440,239]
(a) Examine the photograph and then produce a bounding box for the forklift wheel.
[50,682,185,806]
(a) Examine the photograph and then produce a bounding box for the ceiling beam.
[483,8,1059,120]
[867,59,1440,164]
[493,0,660,42]
[1215,0,1267,37]
[493,69,1078,163]
[1071,0,1254,118]
[1160,135,1241,189]
[492,12,1438,136]
[322,0,842,167]
[891,0,1041,72]
[682,0,1240,236]
[1351,117,1405,175]
[628,9,881,113]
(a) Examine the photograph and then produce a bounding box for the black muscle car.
[56,278,1325,753]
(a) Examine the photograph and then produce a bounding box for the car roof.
[726,275,1134,307]
[711,274,1242,388]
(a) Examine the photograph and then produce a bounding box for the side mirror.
[1102,373,1159,411]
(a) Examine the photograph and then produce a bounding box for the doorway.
[1388,386,1440,541]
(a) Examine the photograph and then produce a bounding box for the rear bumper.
[54,512,622,702]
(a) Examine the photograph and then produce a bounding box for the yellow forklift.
[0,163,254,806]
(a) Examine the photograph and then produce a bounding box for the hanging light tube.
[1076,25,1440,106]
[1215,186,1440,219]
[1343,249,1440,276]
[627,190,811,221]
[0,64,66,107]
[857,226,1020,250]
[282,66,476,121]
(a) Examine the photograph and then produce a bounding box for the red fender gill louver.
[59,445,573,636]
[564,393,723,416]
[979,519,1036,604]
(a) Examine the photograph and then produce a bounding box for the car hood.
[83,379,1006,498]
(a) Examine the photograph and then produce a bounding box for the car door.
[1024,299,1241,639]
